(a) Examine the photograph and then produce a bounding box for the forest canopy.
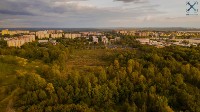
[0,38,200,112]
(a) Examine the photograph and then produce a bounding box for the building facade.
[51,33,63,38]
[7,35,35,47]
[64,33,81,39]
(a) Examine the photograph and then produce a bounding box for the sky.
[0,0,200,28]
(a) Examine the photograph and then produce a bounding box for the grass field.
[67,49,117,66]
[66,49,117,73]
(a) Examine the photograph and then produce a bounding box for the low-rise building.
[136,38,150,44]
[102,36,108,44]
[38,40,49,43]
[38,39,57,45]
[2,29,29,35]
[93,36,98,43]
[115,37,121,41]
[172,39,200,44]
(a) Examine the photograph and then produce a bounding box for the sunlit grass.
[67,49,116,66]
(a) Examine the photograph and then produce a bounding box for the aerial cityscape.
[1,28,200,48]
[0,0,200,112]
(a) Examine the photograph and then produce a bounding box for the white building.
[102,36,108,44]
[93,36,98,43]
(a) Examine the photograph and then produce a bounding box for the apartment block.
[56,30,63,33]
[64,33,81,39]
[36,31,50,39]
[37,34,50,39]
[2,29,9,35]
[7,35,35,47]
[2,29,29,35]
[51,33,63,38]
[16,30,29,34]
[47,30,56,34]
[135,32,149,37]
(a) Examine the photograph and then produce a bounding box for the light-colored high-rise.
[7,35,35,47]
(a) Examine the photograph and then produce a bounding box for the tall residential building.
[93,36,98,43]
[129,31,136,36]
[56,30,63,33]
[2,29,29,35]
[117,30,136,36]
[2,29,9,35]
[8,31,17,35]
[135,32,149,37]
[64,33,81,39]
[36,31,49,39]
[47,30,56,34]
[7,35,35,47]
[51,33,63,38]
[37,34,50,39]
[36,31,48,35]
[118,30,128,35]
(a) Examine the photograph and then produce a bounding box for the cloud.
[0,9,34,16]
[113,0,147,3]
[0,0,98,18]
[1,0,196,28]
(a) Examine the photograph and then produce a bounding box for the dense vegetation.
[0,37,200,112]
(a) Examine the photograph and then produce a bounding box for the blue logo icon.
[186,1,198,15]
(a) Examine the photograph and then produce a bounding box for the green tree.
[114,59,120,70]
[38,89,47,101]
[46,83,55,95]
